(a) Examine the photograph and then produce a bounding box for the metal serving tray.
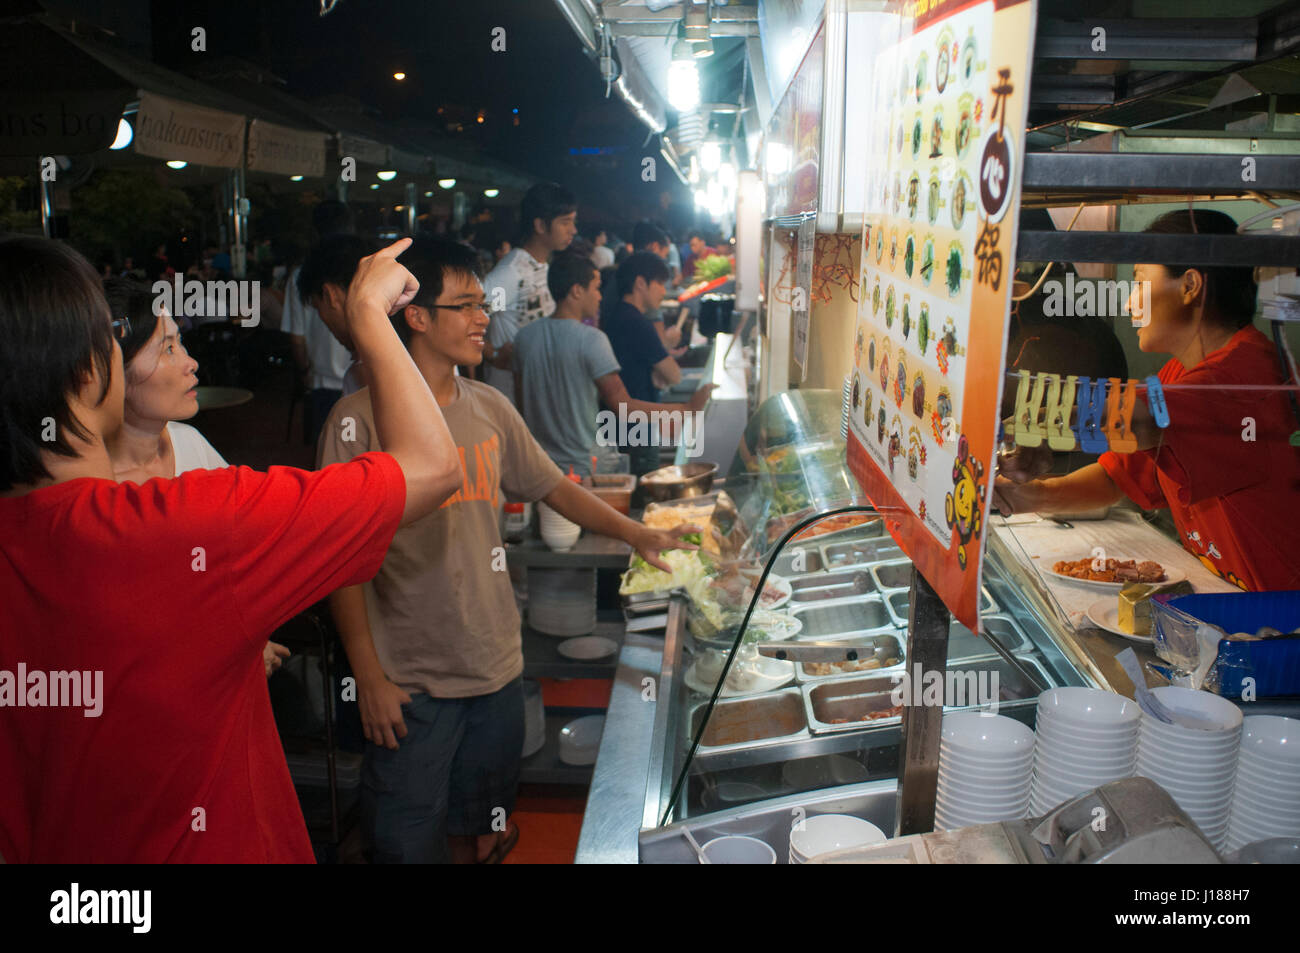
[772,548,824,575]
[687,688,808,751]
[883,587,1000,628]
[803,655,1053,734]
[794,632,905,683]
[790,596,894,639]
[820,537,903,570]
[869,560,913,592]
[789,569,875,603]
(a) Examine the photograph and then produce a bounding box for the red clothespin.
[1103,377,1140,453]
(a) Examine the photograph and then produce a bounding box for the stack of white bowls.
[537,501,581,551]
[1030,688,1140,816]
[1135,686,1241,850]
[934,712,1035,830]
[527,567,596,637]
[1225,715,1300,851]
[788,815,886,864]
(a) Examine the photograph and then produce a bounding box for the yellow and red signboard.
[845,0,1037,630]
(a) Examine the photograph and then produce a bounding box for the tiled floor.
[503,785,589,864]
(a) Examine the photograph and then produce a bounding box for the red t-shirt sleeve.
[170,452,405,643]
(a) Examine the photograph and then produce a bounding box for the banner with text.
[134,91,244,168]
[247,119,326,177]
[845,0,1037,631]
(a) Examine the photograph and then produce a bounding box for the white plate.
[683,656,795,698]
[557,636,619,661]
[753,573,792,610]
[1085,599,1154,643]
[1045,556,1185,590]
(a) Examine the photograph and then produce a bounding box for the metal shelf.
[521,621,625,680]
[1023,151,1300,194]
[519,709,602,785]
[1016,229,1300,266]
[506,534,632,570]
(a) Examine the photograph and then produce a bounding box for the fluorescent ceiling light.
[438,178,456,189]
[668,60,700,112]
[483,188,500,198]
[290,175,304,182]
[165,160,187,169]
[377,170,398,181]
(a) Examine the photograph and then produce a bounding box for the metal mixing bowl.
[639,462,718,502]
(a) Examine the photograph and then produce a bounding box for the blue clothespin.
[1075,377,1110,454]
[1144,375,1170,429]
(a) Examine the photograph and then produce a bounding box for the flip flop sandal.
[479,823,520,864]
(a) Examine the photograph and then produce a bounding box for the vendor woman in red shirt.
[0,236,463,862]
[995,209,1300,592]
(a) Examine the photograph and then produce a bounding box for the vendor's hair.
[631,221,670,251]
[1144,209,1257,327]
[520,182,576,240]
[102,277,162,367]
[616,250,671,297]
[547,252,597,304]
[297,234,376,301]
[395,238,482,346]
[0,237,116,491]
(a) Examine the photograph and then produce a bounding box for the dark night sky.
[148,0,691,234]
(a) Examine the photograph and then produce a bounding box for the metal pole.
[895,566,951,836]
[231,167,247,280]
[405,181,417,236]
[39,173,54,238]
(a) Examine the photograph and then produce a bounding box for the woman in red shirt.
[0,236,464,862]
[995,210,1300,592]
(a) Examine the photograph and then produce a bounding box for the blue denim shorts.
[361,678,524,864]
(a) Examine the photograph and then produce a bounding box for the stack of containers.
[934,712,1035,830]
[1225,715,1300,851]
[1030,688,1140,816]
[1134,686,1241,850]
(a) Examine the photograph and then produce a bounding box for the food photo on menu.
[0,0,1297,910]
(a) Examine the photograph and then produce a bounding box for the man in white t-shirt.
[288,201,357,444]
[589,230,615,270]
[482,183,577,403]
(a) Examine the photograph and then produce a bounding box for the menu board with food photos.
[845,0,1037,631]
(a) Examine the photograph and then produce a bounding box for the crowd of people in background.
[0,179,729,865]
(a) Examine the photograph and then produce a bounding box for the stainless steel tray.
[868,559,913,592]
[771,547,824,575]
[820,536,903,570]
[790,595,893,637]
[794,632,905,683]
[802,655,1053,734]
[789,569,875,603]
[687,688,808,752]
[883,587,1000,628]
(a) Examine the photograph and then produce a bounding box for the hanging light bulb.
[110,118,133,150]
[700,140,721,173]
[667,33,700,112]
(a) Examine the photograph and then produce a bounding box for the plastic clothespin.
[1074,377,1110,454]
[1008,370,1031,445]
[1144,375,1170,429]
[1046,374,1078,451]
[1103,377,1140,453]
[1018,373,1049,447]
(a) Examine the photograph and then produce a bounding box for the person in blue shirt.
[601,252,712,475]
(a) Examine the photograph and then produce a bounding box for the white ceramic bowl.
[1239,716,1300,764]
[1036,687,1141,729]
[541,523,581,552]
[1034,745,1137,774]
[1036,716,1141,745]
[942,712,1035,755]
[701,835,776,864]
[1136,754,1236,782]
[558,714,604,765]
[1233,775,1300,802]
[789,815,887,859]
[936,785,1031,811]
[938,762,1034,785]
[557,635,618,660]
[939,749,1034,775]
[1146,686,1244,732]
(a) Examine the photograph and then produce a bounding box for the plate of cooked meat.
[1045,555,1184,589]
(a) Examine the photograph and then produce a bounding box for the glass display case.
[636,390,1099,835]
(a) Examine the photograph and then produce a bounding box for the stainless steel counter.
[574,630,665,864]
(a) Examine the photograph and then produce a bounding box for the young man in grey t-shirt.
[514,254,714,480]
[319,240,699,864]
